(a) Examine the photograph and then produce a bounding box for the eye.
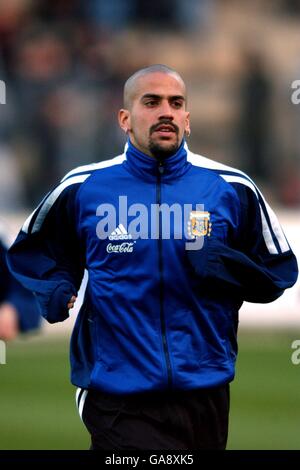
[145,100,158,107]
[172,101,183,109]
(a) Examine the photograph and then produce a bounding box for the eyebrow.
[141,93,186,102]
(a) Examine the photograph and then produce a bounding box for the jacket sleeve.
[0,239,41,332]
[7,181,85,324]
[0,240,10,303]
[188,181,298,303]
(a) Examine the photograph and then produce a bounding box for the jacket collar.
[123,139,191,181]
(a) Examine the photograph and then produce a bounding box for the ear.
[118,109,131,134]
[185,112,191,137]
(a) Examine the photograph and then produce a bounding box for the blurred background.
[0,0,299,450]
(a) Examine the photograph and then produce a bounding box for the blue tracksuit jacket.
[0,239,40,333]
[7,140,298,393]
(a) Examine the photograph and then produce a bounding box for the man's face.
[119,72,190,158]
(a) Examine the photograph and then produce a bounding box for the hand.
[0,303,19,340]
[67,295,77,310]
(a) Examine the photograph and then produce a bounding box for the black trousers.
[77,384,230,450]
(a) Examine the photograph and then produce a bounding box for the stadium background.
[0,0,299,450]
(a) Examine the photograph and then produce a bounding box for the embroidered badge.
[188,211,212,238]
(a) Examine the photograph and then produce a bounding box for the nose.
[158,100,174,120]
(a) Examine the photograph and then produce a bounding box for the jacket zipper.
[156,161,172,387]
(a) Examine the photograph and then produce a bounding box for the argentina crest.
[188,211,212,239]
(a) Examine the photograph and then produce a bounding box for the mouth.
[151,123,178,136]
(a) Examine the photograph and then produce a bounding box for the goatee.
[148,139,179,160]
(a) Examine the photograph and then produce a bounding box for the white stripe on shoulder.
[220,174,257,195]
[187,150,289,255]
[187,150,248,177]
[61,153,126,182]
[22,173,90,234]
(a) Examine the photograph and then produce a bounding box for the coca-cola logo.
[106,242,135,253]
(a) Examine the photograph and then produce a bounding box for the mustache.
[150,120,179,135]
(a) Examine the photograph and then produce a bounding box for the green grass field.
[0,330,299,450]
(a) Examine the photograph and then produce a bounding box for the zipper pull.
[158,161,164,175]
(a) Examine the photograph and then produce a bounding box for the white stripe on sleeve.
[78,390,88,421]
[22,207,38,234]
[29,174,90,234]
[75,387,81,407]
[256,189,290,253]
[219,174,278,254]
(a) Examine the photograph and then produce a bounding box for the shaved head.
[119,64,190,159]
[123,64,186,109]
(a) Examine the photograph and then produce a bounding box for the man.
[0,237,40,339]
[8,64,298,449]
